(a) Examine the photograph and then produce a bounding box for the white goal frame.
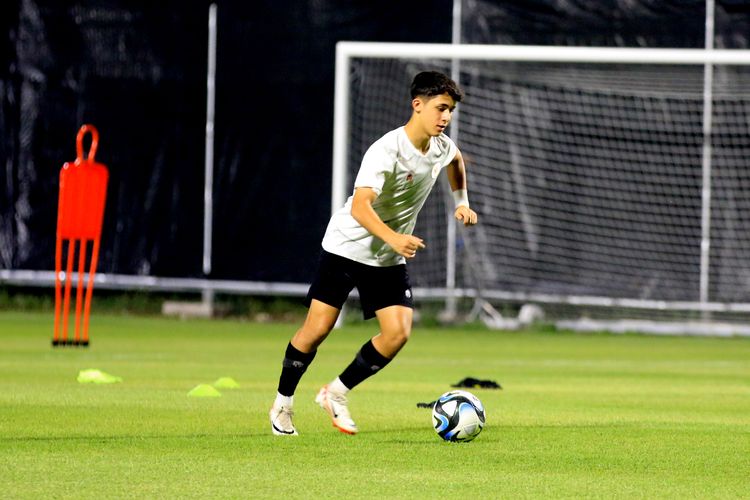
[332,41,750,322]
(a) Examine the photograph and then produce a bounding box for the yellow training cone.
[187,384,222,397]
[213,377,240,389]
[77,369,122,384]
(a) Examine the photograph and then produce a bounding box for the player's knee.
[396,329,411,348]
[292,317,335,350]
[386,323,411,348]
[303,318,334,339]
[303,300,341,338]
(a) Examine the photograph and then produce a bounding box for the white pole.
[699,0,715,312]
[444,0,462,319]
[332,43,352,328]
[332,43,351,215]
[203,3,217,308]
[450,0,462,126]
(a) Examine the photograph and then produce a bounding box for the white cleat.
[315,385,358,435]
[269,405,298,436]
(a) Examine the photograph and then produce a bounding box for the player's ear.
[412,97,423,113]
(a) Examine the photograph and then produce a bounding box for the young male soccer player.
[269,71,478,435]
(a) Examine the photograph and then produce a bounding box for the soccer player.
[269,71,478,435]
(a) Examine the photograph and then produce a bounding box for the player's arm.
[446,150,478,226]
[351,187,425,259]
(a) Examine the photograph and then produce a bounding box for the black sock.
[277,342,317,397]
[338,340,392,390]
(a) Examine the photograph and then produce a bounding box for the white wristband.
[452,189,469,208]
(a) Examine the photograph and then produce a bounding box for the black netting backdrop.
[2,0,750,288]
[0,0,451,282]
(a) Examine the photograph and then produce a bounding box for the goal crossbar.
[336,42,750,65]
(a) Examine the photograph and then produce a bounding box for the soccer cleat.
[315,385,358,435]
[269,404,298,436]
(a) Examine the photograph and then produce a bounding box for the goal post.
[332,41,750,329]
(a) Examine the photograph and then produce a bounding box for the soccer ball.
[431,390,485,442]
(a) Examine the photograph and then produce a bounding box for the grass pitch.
[1,311,749,498]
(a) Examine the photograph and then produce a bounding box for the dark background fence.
[2,0,748,284]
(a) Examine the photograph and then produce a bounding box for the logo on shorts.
[405,289,412,299]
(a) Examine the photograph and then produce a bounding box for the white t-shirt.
[322,126,458,267]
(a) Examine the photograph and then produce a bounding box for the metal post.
[444,0,462,321]
[332,43,352,328]
[332,43,351,215]
[203,3,218,309]
[699,0,715,317]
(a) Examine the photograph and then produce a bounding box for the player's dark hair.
[410,71,464,102]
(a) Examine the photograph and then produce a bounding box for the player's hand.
[455,206,478,226]
[388,234,426,259]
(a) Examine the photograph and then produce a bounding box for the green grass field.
[2,311,749,498]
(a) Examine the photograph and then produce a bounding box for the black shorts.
[305,251,414,320]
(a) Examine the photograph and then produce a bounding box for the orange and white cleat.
[315,385,358,435]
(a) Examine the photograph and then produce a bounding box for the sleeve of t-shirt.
[441,135,459,168]
[353,143,392,196]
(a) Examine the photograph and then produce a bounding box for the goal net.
[333,43,750,331]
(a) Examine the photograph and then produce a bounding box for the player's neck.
[403,119,431,154]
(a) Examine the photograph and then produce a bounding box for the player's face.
[415,93,457,136]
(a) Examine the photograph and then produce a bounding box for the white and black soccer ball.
[432,390,485,442]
